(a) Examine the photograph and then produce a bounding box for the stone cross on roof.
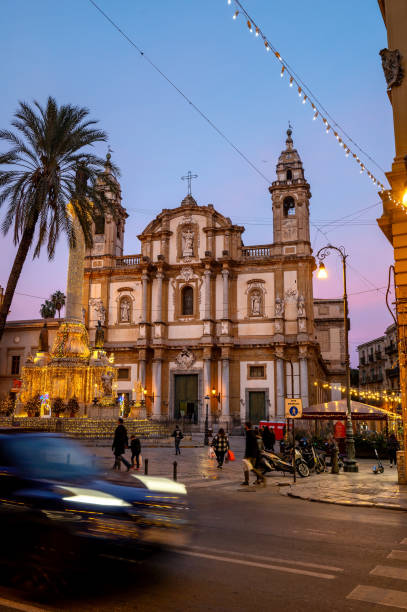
[181,170,198,195]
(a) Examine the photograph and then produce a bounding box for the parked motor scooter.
[260,448,310,478]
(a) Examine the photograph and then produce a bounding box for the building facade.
[357,323,399,393]
[0,130,345,423]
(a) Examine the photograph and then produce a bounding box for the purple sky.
[0,1,395,365]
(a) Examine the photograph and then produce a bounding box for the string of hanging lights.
[227,0,407,214]
[313,379,401,404]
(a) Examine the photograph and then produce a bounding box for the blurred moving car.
[0,432,189,591]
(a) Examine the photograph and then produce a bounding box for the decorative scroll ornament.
[297,295,306,318]
[179,266,194,282]
[380,48,403,89]
[284,287,298,305]
[175,348,195,369]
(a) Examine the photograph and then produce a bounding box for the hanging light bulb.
[247,20,252,32]
[345,149,350,157]
[227,0,232,4]
[323,118,327,125]
[280,65,285,77]
[233,10,239,19]
[298,86,302,97]
[302,94,307,104]
[255,26,259,37]
[264,40,270,51]
[313,110,318,120]
[275,51,282,61]
[289,76,293,87]
[326,124,330,133]
[360,165,365,173]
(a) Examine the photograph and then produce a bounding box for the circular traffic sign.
[289,406,299,417]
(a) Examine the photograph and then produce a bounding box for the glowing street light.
[317,262,328,279]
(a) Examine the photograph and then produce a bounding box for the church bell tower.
[269,129,311,257]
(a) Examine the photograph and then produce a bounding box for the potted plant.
[67,397,80,418]
[52,397,65,418]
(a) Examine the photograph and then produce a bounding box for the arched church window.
[94,215,105,235]
[119,296,131,323]
[286,169,292,181]
[283,196,295,217]
[181,286,194,316]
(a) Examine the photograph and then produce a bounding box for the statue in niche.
[90,298,106,325]
[250,290,262,316]
[101,370,114,395]
[275,296,284,317]
[120,297,130,322]
[39,322,49,352]
[182,228,194,257]
[297,295,306,318]
[95,320,105,349]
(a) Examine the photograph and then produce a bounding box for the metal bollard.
[173,461,178,481]
[144,458,149,475]
[66,453,70,465]
[331,448,340,474]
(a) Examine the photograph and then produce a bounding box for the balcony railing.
[368,354,374,362]
[360,356,366,365]
[241,245,272,259]
[116,254,142,267]
[386,366,400,379]
[385,343,397,355]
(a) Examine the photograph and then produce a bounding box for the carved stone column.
[204,269,211,320]
[222,268,229,320]
[155,271,164,323]
[141,272,149,323]
[203,357,211,423]
[138,349,147,388]
[152,356,162,420]
[275,347,285,417]
[299,346,309,409]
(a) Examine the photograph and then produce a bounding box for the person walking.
[211,428,230,469]
[262,426,275,452]
[388,433,399,467]
[130,434,141,470]
[241,422,266,486]
[172,425,184,455]
[112,417,131,471]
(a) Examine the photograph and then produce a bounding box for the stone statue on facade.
[101,370,114,396]
[250,291,262,316]
[39,322,49,352]
[89,298,106,325]
[275,296,284,317]
[182,229,194,257]
[120,298,130,322]
[297,295,306,318]
[95,320,105,349]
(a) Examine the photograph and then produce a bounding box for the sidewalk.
[280,459,407,511]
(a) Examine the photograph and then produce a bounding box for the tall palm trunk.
[0,215,38,342]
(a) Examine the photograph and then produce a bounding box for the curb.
[285,489,407,512]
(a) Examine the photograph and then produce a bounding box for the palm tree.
[40,299,56,319]
[0,97,119,341]
[51,290,66,318]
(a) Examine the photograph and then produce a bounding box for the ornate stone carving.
[175,348,195,369]
[250,291,262,316]
[179,266,194,282]
[246,279,266,318]
[380,48,403,89]
[282,218,298,242]
[284,287,298,305]
[120,296,131,322]
[89,298,106,325]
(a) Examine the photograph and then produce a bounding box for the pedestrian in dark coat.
[112,418,131,470]
[241,422,266,486]
[388,433,399,467]
[262,426,275,452]
[130,435,141,469]
[211,428,230,469]
[172,425,183,455]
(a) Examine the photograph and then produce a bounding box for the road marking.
[0,596,50,612]
[186,545,344,572]
[292,528,337,537]
[371,565,407,581]
[388,550,407,561]
[175,549,336,580]
[347,585,407,609]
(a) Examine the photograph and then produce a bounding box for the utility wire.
[88,0,273,185]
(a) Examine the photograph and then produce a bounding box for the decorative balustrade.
[241,245,272,259]
[116,254,142,267]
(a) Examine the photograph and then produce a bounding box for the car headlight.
[132,475,187,495]
[61,486,131,507]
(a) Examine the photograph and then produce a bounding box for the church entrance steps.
[1,417,170,439]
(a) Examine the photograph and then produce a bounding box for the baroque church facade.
[82,129,337,425]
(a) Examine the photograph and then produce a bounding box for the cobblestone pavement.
[280,459,407,511]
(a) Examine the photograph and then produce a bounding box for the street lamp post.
[316,244,358,473]
[204,395,210,446]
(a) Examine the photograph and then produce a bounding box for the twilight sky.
[0,0,395,365]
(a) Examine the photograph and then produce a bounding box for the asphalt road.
[0,481,407,612]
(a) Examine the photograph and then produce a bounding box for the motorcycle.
[260,448,310,478]
[299,440,326,474]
